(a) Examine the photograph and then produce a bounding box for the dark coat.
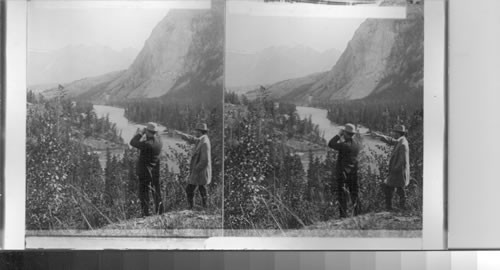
[328,134,362,177]
[379,135,410,187]
[179,133,212,185]
[130,133,163,181]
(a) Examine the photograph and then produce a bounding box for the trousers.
[186,184,207,208]
[382,183,406,210]
[138,165,163,216]
[335,167,360,218]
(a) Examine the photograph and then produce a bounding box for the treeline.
[225,91,325,145]
[323,98,423,134]
[120,100,203,132]
[28,91,123,144]
[27,93,123,229]
[224,95,423,231]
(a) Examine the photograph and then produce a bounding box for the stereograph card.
[2,0,445,250]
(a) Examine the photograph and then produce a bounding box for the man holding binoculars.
[328,123,362,218]
[130,122,164,217]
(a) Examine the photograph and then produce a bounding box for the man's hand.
[136,127,146,136]
[370,131,382,138]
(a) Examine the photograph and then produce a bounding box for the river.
[93,105,186,173]
[295,106,385,170]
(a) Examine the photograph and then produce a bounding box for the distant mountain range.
[226,46,341,89]
[260,4,423,103]
[40,8,223,105]
[28,45,138,87]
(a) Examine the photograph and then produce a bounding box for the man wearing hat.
[328,123,362,218]
[130,122,164,216]
[372,124,410,211]
[175,123,212,209]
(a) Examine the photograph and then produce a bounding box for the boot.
[338,185,348,218]
[397,187,407,211]
[399,196,407,211]
[187,195,194,210]
[186,185,195,210]
[199,185,208,208]
[383,184,394,211]
[157,202,164,215]
[352,199,361,216]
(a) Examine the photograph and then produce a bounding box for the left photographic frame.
[19,0,224,249]
[0,0,6,250]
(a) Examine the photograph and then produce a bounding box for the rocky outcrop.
[102,10,203,100]
[308,19,399,100]
[165,8,224,105]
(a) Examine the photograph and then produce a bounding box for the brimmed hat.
[146,122,159,133]
[392,124,408,134]
[342,123,356,134]
[195,123,209,132]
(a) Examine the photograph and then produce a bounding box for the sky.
[226,14,365,53]
[28,0,400,54]
[225,0,405,53]
[28,1,210,52]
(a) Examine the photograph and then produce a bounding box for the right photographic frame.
[220,0,445,249]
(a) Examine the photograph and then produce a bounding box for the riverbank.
[92,104,187,172]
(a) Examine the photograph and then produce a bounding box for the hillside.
[252,71,327,102]
[38,70,124,101]
[30,210,419,238]
[27,209,222,237]
[100,209,221,234]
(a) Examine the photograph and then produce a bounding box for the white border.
[5,0,27,250]
[422,0,446,250]
[25,237,208,250]
[447,0,500,249]
[7,1,446,250]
